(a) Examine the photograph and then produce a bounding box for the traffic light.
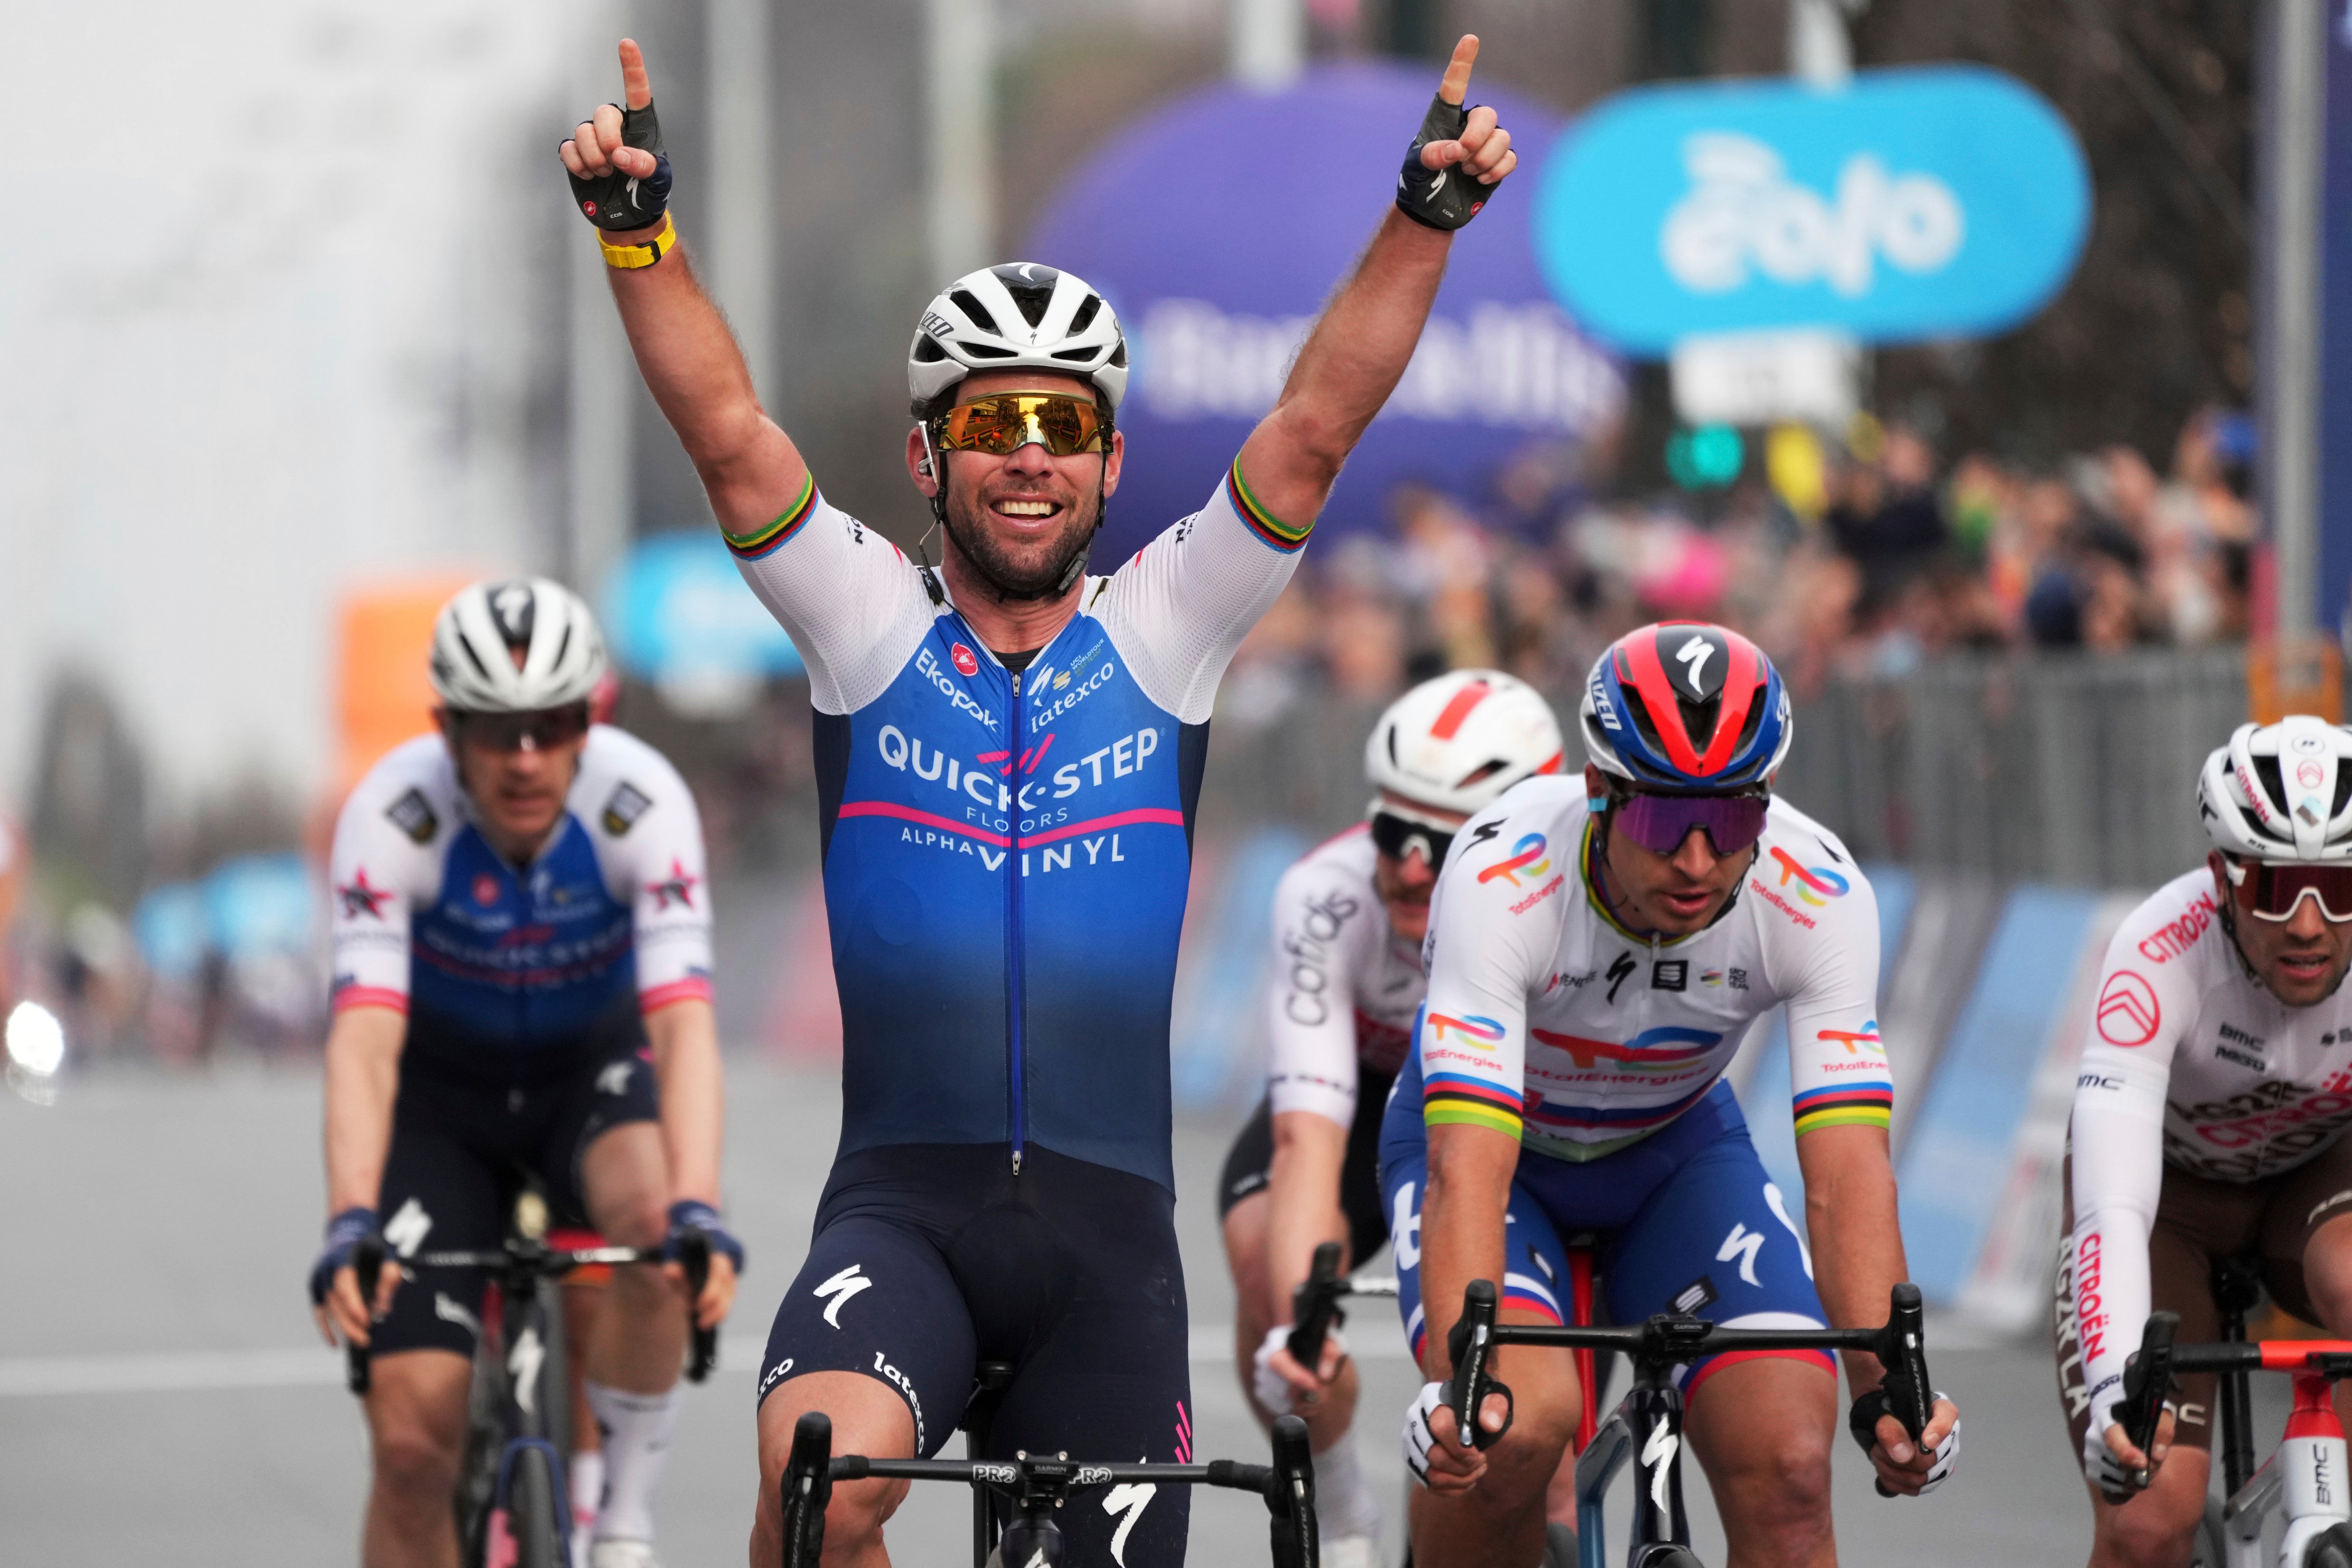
[1666,424,1744,490]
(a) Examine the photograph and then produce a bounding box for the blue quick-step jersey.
[328,728,715,1053]
[725,462,1306,1191]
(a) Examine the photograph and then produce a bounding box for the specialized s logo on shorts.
[814,1264,872,1328]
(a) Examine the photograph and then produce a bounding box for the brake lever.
[1446,1279,1513,1452]
[1285,1241,1345,1375]
[1871,1282,1933,1499]
[2118,1312,2180,1493]
[346,1234,385,1396]
[678,1230,717,1383]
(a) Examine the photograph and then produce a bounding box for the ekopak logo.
[1427,1013,1507,1050]
[1766,846,1849,907]
[1476,832,1552,888]
[1533,66,2090,353]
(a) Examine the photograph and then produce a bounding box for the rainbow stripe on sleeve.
[722,472,819,561]
[1424,1071,1527,1139]
[1226,460,1313,554]
[1792,1081,1893,1136]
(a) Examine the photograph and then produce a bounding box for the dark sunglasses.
[447,705,591,754]
[1370,809,1457,873]
[933,392,1108,458]
[1605,789,1771,857]
[2222,856,2352,923]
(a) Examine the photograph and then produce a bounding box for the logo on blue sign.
[1534,66,2091,354]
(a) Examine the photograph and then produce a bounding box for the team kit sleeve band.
[722,471,820,561]
[1226,460,1311,553]
[600,211,678,270]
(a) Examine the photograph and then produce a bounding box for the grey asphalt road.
[0,1059,2100,1566]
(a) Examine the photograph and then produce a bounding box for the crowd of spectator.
[1219,403,2260,723]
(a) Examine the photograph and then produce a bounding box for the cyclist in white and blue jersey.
[557,31,1524,1568]
[310,579,740,1568]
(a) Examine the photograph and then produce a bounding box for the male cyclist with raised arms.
[2063,716,2352,1566]
[310,580,742,1568]
[1391,623,1960,1568]
[1220,671,1564,1565]
[556,32,1520,1568]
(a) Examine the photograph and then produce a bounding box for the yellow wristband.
[600,212,676,270]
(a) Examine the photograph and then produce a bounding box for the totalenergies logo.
[1817,1021,1884,1056]
[1477,833,1551,889]
[1767,846,1850,906]
[1427,1013,1507,1050]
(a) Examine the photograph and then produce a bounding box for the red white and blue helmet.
[1579,623,1792,791]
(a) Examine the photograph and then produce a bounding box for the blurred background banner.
[600,530,805,719]
[1535,66,2093,355]
[1027,61,1627,557]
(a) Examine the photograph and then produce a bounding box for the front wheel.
[498,1441,570,1568]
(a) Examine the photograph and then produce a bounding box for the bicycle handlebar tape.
[1396,94,1491,231]
[567,100,673,231]
[1447,1280,1515,1451]
[1267,1414,1319,1568]
[1286,1241,1347,1372]
[677,1231,718,1384]
[346,1234,385,1396]
[782,1412,835,1568]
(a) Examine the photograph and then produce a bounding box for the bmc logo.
[951,643,980,677]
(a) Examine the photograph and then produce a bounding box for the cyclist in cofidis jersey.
[2063,716,2352,1566]
[310,580,741,1568]
[1393,622,1960,1568]
[1220,671,1564,1566]
[557,32,1522,1568]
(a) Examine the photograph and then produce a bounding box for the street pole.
[2264,0,2324,646]
[707,0,777,405]
[1230,0,1304,89]
[926,0,996,288]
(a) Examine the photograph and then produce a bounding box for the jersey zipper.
[1006,666,1028,1176]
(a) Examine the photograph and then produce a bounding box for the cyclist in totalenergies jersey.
[1219,671,1564,1565]
[557,33,1523,1568]
[309,580,741,1568]
[1392,622,1960,1568]
[2063,715,2352,1565]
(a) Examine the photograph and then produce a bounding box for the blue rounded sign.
[1533,66,2091,354]
[600,531,804,685]
[1030,64,1625,555]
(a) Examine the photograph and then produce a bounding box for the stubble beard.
[942,470,1104,603]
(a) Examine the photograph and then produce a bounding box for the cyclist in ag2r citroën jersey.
[556,29,1526,1568]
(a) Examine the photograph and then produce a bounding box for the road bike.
[348,1188,716,1568]
[2112,1283,2352,1568]
[1444,1277,1938,1568]
[778,1358,1321,1568]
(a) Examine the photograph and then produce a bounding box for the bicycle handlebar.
[2110,1310,2352,1492]
[1444,1280,1934,1463]
[779,1409,1319,1568]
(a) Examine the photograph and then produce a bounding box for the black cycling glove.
[1396,94,1491,231]
[567,100,673,231]
[308,1206,379,1306]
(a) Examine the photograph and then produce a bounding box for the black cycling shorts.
[370,1010,660,1358]
[1216,1066,1396,1268]
[759,1143,1192,1568]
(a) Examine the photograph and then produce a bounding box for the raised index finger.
[1436,34,1480,106]
[618,37,653,110]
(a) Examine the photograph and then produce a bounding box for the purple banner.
[1027,64,1625,559]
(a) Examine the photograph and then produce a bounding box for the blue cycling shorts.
[1378,1078,1834,1400]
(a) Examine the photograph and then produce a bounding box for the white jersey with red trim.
[2069,868,2352,1440]
[1264,827,1426,1125]
[327,727,714,1049]
[1411,778,1889,1162]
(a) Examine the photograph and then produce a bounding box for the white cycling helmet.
[1366,670,1567,818]
[2199,716,2352,863]
[908,263,1128,419]
[429,577,609,714]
